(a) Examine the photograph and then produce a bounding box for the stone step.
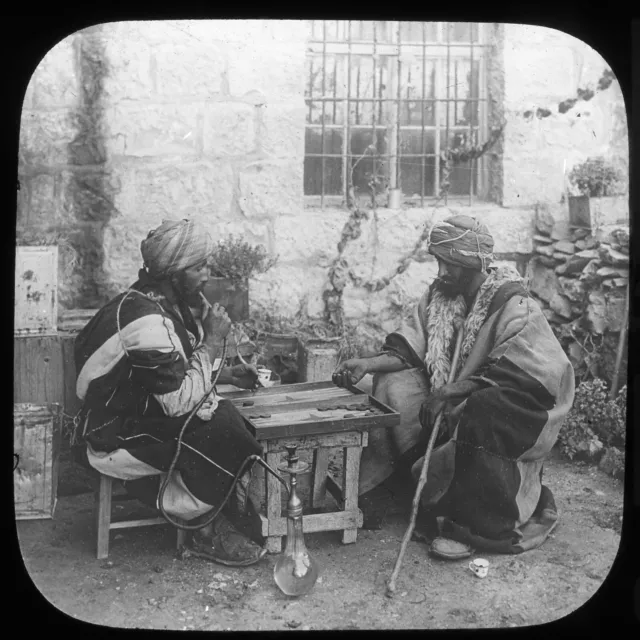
[535,245,555,257]
[553,240,576,255]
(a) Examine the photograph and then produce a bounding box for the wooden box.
[568,195,629,231]
[14,246,58,336]
[14,403,61,520]
[297,338,342,383]
[225,380,401,440]
[14,335,65,406]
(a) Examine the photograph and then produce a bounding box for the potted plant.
[567,157,627,231]
[203,235,277,323]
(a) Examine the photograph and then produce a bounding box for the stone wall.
[17,21,628,332]
[527,211,629,386]
[18,20,309,309]
[281,203,533,335]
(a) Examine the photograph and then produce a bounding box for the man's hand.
[332,358,369,388]
[230,363,260,390]
[202,301,232,344]
[419,388,451,429]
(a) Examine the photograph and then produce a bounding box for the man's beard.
[173,275,206,308]
[432,277,465,299]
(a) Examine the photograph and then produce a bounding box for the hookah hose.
[156,336,290,532]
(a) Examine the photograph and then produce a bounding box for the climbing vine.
[322,126,505,326]
[523,67,616,120]
[323,147,374,328]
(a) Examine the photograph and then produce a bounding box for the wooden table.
[223,381,400,553]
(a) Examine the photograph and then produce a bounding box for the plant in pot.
[567,157,627,231]
[203,235,277,323]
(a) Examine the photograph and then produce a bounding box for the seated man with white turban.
[74,219,266,566]
[334,215,575,559]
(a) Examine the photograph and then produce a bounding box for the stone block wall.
[17,20,627,335]
[18,20,309,309]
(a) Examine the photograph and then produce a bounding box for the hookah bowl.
[273,446,320,596]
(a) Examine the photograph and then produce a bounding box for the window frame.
[304,21,491,209]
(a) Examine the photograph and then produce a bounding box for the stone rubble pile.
[527,209,629,380]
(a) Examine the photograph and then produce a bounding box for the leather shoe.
[429,537,472,560]
[190,513,267,567]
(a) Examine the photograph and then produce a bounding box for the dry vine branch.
[322,126,505,325]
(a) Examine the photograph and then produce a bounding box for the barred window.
[304,21,490,208]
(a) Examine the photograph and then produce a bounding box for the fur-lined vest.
[422,266,525,389]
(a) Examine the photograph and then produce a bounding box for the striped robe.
[361,266,575,553]
[74,271,262,520]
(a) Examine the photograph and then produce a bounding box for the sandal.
[429,537,473,560]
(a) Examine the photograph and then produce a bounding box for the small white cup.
[257,368,272,386]
[468,558,489,579]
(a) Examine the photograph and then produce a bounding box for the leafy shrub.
[558,378,627,461]
[568,157,625,197]
[209,235,277,282]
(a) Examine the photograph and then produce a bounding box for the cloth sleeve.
[381,333,426,371]
[382,288,431,363]
[151,345,217,417]
[123,313,221,417]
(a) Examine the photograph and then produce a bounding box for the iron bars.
[304,20,489,209]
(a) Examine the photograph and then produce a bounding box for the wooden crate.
[14,332,79,457]
[15,246,58,336]
[297,338,342,383]
[569,195,629,231]
[14,335,65,406]
[14,403,61,520]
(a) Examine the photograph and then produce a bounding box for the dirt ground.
[17,447,623,631]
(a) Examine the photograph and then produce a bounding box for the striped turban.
[140,219,214,279]
[428,215,494,272]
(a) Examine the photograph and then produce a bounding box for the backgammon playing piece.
[343,413,355,418]
[317,406,330,411]
[260,414,272,419]
[337,404,349,410]
[243,401,255,407]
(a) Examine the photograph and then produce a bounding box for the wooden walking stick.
[609,283,629,402]
[385,318,465,598]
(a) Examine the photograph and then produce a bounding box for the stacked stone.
[528,209,629,381]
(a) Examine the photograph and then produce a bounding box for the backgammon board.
[223,380,401,440]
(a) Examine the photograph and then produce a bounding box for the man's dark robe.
[359,266,575,553]
[74,270,262,518]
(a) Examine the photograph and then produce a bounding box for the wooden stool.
[259,430,367,554]
[95,474,187,559]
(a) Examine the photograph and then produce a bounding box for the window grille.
[304,21,490,208]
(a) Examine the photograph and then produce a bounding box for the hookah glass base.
[273,516,320,596]
[272,446,320,596]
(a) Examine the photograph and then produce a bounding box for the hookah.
[156,327,320,596]
[273,445,320,596]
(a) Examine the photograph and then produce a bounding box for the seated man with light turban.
[334,215,575,559]
[74,219,266,566]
